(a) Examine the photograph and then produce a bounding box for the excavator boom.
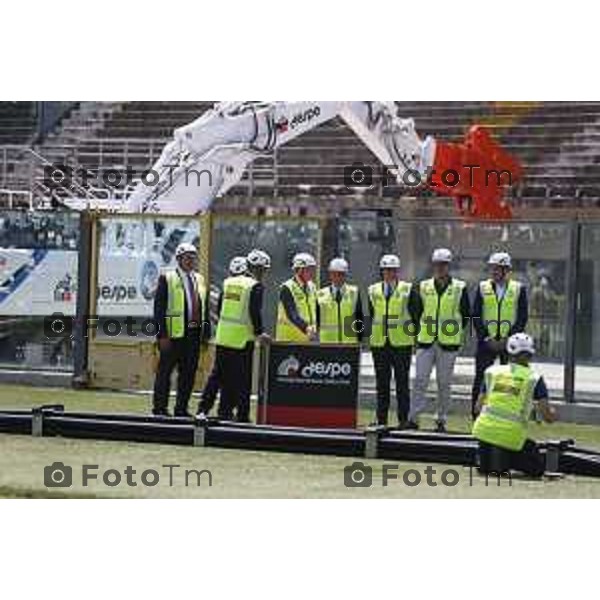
[82,101,522,218]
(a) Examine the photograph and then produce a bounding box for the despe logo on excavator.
[275,105,321,133]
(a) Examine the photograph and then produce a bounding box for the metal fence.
[1,209,599,402]
[4,135,600,212]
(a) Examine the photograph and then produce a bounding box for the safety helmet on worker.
[247,249,271,269]
[229,256,248,276]
[292,252,317,269]
[488,251,512,268]
[328,257,349,273]
[379,254,401,269]
[432,248,453,263]
[175,242,198,259]
[507,332,535,356]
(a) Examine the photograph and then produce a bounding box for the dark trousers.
[197,342,254,421]
[478,439,545,478]
[197,361,221,414]
[471,341,509,418]
[152,335,201,415]
[372,344,412,426]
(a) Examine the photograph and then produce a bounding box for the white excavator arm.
[124,101,439,215]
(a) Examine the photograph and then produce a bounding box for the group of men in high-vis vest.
[152,242,549,477]
[276,252,364,346]
[152,242,271,420]
[197,249,272,422]
[272,248,531,434]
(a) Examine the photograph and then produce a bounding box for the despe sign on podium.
[257,341,360,429]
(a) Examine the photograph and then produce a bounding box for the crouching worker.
[473,333,556,478]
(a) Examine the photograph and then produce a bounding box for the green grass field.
[1,384,600,498]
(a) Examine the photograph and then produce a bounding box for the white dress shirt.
[177,267,197,321]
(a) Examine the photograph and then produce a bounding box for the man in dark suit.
[152,242,210,417]
[471,251,528,420]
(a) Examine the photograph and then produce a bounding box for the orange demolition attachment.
[429,125,523,219]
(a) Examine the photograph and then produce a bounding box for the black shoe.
[404,421,419,431]
[152,408,171,417]
[174,409,192,419]
[435,421,447,434]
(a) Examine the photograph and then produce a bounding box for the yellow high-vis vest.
[215,275,258,349]
[472,363,538,451]
[417,277,466,346]
[165,270,207,339]
[368,281,414,348]
[480,279,521,339]
[276,278,317,343]
[317,284,359,344]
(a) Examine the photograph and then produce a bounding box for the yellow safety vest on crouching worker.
[165,270,207,339]
[368,281,414,348]
[480,279,521,339]
[276,278,317,343]
[417,277,466,346]
[472,363,538,452]
[317,284,359,344]
[215,275,258,349]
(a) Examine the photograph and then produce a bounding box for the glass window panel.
[0,210,80,370]
[95,216,202,338]
[575,223,600,403]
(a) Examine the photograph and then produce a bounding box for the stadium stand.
[0,102,37,144]
[1,101,600,214]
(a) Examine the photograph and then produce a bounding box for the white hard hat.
[379,254,401,269]
[328,257,349,273]
[175,242,198,259]
[292,252,317,269]
[432,248,453,263]
[507,332,535,356]
[229,256,248,276]
[247,248,271,269]
[488,251,512,268]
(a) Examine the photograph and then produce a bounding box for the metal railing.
[0,188,33,210]
[2,135,600,210]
